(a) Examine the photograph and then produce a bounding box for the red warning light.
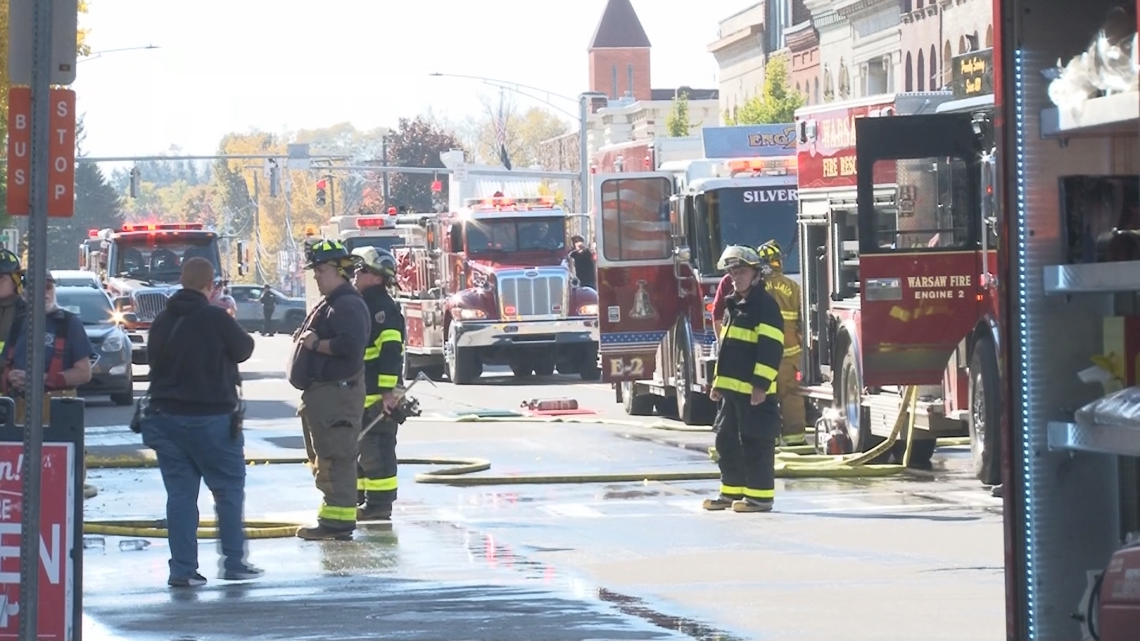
[431,180,443,193]
[387,206,398,216]
[87,229,99,238]
[316,178,327,190]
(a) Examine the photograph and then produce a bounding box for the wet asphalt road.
[77,334,1006,641]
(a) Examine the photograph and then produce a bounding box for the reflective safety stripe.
[743,487,774,499]
[756,323,783,344]
[365,393,382,408]
[317,503,356,522]
[720,484,744,497]
[723,325,756,343]
[783,345,802,358]
[780,310,799,321]
[378,329,401,344]
[712,375,777,395]
[357,476,398,492]
[753,362,778,381]
[377,374,398,388]
[364,346,380,360]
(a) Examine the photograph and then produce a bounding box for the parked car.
[51,270,101,289]
[229,284,306,334]
[54,286,135,406]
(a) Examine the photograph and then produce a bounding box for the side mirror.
[113,296,130,311]
[120,312,139,325]
[674,245,692,263]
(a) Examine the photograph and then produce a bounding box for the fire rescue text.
[908,274,972,299]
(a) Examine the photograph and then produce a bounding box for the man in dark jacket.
[703,245,785,514]
[288,239,371,541]
[568,235,596,290]
[258,287,277,336]
[142,257,260,588]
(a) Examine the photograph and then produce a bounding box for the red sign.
[5,87,78,217]
[0,443,76,641]
[795,101,898,191]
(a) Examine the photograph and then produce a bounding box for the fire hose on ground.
[81,386,970,539]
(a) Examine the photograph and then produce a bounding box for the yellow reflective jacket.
[765,269,801,358]
[712,285,784,396]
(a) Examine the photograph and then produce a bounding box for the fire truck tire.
[446,328,481,385]
[969,337,1001,486]
[837,346,872,453]
[533,361,555,377]
[675,344,715,425]
[511,363,534,377]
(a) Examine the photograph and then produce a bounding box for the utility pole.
[327,174,336,217]
[381,135,391,207]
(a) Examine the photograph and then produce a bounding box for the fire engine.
[790,81,1006,476]
[591,136,704,174]
[80,222,230,365]
[302,211,404,312]
[392,194,600,385]
[591,124,801,424]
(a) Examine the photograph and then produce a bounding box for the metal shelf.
[1043,261,1140,295]
[1048,421,1140,457]
[1040,91,1139,138]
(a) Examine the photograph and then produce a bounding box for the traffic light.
[316,178,327,206]
[129,167,140,199]
[268,161,280,198]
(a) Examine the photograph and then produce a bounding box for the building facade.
[709,3,768,120]
[899,0,994,92]
[835,0,903,97]
[786,20,822,105]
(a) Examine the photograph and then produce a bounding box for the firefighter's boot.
[295,524,354,542]
[701,496,736,511]
[357,504,392,522]
[731,498,773,513]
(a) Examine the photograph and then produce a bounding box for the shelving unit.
[1043,260,1140,295]
[1040,91,1140,138]
[1048,421,1140,458]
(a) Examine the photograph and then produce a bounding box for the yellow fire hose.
[83,387,961,539]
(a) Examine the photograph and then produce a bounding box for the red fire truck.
[792,84,1004,477]
[393,194,600,385]
[591,137,704,174]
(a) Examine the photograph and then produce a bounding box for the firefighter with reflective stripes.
[757,240,806,445]
[0,250,25,357]
[351,246,405,522]
[289,239,371,541]
[703,245,785,514]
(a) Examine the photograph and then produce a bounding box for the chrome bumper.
[454,318,599,349]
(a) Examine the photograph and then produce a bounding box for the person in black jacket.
[568,235,596,290]
[351,246,405,521]
[702,245,785,514]
[142,257,260,588]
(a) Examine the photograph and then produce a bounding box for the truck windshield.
[694,187,800,275]
[345,236,400,254]
[466,217,566,254]
[112,236,221,283]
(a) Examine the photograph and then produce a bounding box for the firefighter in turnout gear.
[757,240,806,445]
[351,246,405,522]
[703,245,785,514]
[289,239,372,541]
[0,250,25,357]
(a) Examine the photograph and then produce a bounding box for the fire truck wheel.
[510,363,534,377]
[969,337,1001,486]
[838,347,872,452]
[675,344,715,425]
[446,328,482,385]
[533,359,555,377]
[578,352,600,381]
[622,382,655,416]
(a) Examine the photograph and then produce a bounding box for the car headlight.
[102,332,125,353]
[577,304,598,316]
[451,308,486,320]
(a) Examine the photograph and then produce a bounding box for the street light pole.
[381,135,390,207]
[77,44,160,64]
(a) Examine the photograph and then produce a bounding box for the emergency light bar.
[724,157,798,177]
[87,229,99,238]
[464,195,557,211]
[356,216,394,229]
[121,222,205,232]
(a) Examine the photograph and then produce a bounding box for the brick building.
[786,20,822,105]
[898,0,994,93]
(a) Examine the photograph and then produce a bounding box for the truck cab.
[395,194,600,385]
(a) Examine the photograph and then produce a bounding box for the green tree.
[728,56,805,125]
[386,115,464,213]
[49,162,121,268]
[665,90,692,137]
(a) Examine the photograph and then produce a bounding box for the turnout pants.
[713,392,779,505]
[776,357,806,439]
[357,404,398,508]
[300,370,365,531]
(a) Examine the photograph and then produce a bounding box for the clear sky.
[72,0,760,159]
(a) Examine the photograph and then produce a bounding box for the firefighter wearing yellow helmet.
[757,240,806,445]
[289,239,372,541]
[703,245,785,514]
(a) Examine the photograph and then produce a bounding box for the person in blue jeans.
[141,257,260,588]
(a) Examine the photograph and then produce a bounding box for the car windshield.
[55,277,98,288]
[465,217,566,255]
[694,186,800,275]
[55,289,116,326]
[112,237,221,283]
[345,236,400,254]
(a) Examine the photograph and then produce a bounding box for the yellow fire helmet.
[717,245,762,271]
[757,240,783,268]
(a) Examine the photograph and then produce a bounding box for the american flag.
[496,93,512,170]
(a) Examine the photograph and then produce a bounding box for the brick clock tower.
[588,0,652,102]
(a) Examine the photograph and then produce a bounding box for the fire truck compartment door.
[593,173,677,383]
[854,113,983,387]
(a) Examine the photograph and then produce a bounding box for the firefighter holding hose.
[703,245,784,514]
[757,240,806,446]
[351,246,405,521]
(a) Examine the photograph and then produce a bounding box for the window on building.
[986,25,993,48]
[917,49,925,91]
[943,41,953,86]
[814,78,819,103]
[627,64,634,96]
[903,0,912,11]
[611,65,618,98]
[930,44,938,89]
[905,52,913,92]
[959,36,966,54]
[917,0,924,8]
